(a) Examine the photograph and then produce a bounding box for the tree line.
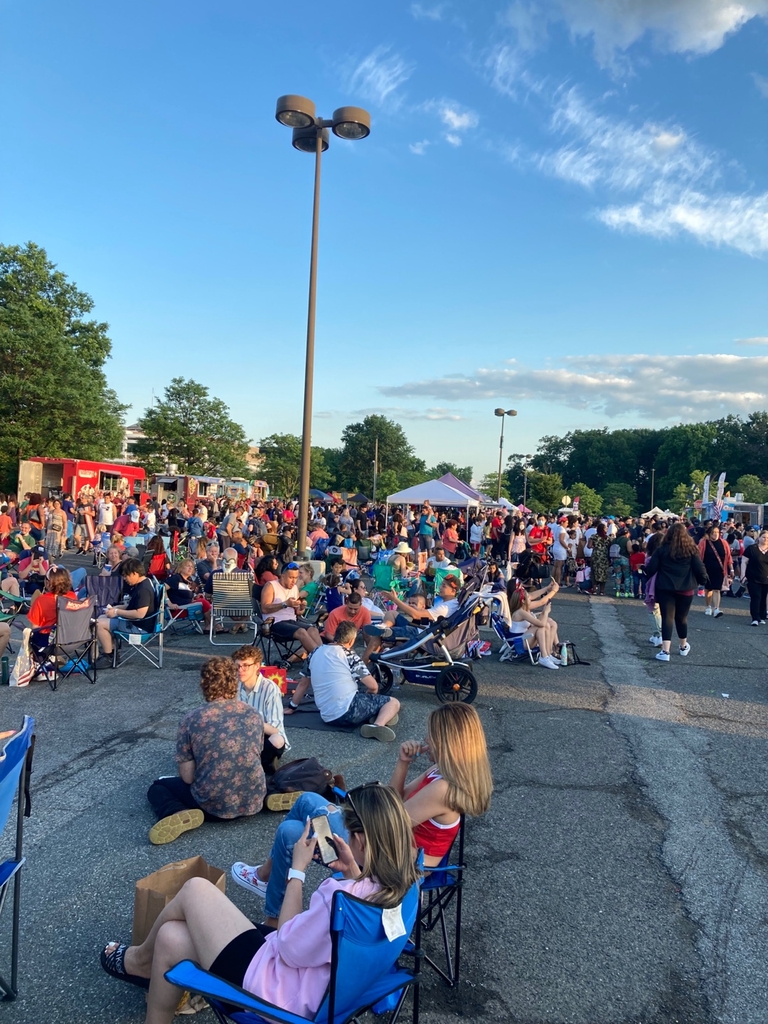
[4,241,768,512]
[508,418,768,516]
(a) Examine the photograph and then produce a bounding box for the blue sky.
[3,1,768,485]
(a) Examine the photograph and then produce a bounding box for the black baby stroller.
[368,591,484,704]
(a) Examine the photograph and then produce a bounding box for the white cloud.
[347,47,414,108]
[352,406,465,421]
[513,87,768,255]
[499,0,768,69]
[409,140,431,155]
[410,2,445,19]
[598,191,768,255]
[753,72,768,98]
[735,336,768,345]
[380,354,768,421]
[423,99,480,146]
[439,104,479,131]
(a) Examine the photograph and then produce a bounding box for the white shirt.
[427,597,459,619]
[98,501,115,526]
[306,645,367,722]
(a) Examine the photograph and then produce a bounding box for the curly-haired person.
[146,657,266,845]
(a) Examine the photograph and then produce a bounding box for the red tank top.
[410,768,460,859]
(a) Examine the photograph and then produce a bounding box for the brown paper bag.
[132,855,226,946]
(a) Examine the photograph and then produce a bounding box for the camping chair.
[0,592,30,654]
[371,563,410,605]
[417,816,466,988]
[209,573,257,647]
[47,595,98,690]
[164,882,421,1024]
[491,612,539,665]
[165,600,205,637]
[86,575,122,615]
[0,716,35,1000]
[112,582,165,669]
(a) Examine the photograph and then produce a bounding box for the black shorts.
[271,618,313,640]
[209,928,265,988]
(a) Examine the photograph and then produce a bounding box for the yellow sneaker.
[149,809,204,845]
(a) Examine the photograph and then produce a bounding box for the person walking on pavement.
[646,523,709,662]
[743,529,768,626]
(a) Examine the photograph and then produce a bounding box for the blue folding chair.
[165,883,421,1024]
[0,716,35,1000]
[112,582,165,669]
[418,816,466,988]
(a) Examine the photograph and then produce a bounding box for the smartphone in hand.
[311,814,339,865]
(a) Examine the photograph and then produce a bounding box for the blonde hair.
[426,704,493,817]
[342,785,420,908]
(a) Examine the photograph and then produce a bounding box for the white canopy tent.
[386,479,479,509]
[642,506,670,518]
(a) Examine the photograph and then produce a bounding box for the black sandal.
[100,941,150,990]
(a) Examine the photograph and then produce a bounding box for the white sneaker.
[655,651,670,662]
[231,863,268,897]
[649,635,663,647]
[679,643,691,657]
[704,607,712,616]
[751,621,760,626]
[539,655,560,670]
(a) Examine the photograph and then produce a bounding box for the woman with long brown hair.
[646,522,709,661]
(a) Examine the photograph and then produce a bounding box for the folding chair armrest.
[164,961,307,1024]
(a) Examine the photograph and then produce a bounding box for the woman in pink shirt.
[100,786,419,1023]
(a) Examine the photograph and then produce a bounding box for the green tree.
[133,378,250,477]
[0,242,127,491]
[567,482,602,516]
[601,483,639,516]
[257,434,331,498]
[734,474,768,503]
[338,416,426,494]
[529,472,564,512]
[670,471,709,514]
[478,473,510,501]
[427,462,474,484]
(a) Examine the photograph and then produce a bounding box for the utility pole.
[372,437,378,503]
[650,467,656,509]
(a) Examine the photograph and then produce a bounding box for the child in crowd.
[629,542,646,598]
[232,645,290,773]
[91,525,108,564]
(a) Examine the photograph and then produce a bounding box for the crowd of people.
[3,479,766,1018]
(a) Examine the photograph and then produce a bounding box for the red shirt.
[29,590,78,630]
[529,526,552,556]
[629,552,645,571]
[322,603,372,639]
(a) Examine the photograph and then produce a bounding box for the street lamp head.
[276,95,316,129]
[331,105,371,140]
[494,408,506,417]
[292,126,330,153]
[506,409,518,417]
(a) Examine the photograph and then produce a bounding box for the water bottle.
[1,656,9,686]
[559,642,568,666]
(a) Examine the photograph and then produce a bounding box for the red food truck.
[17,458,146,501]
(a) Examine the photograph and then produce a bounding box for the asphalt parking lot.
[1,571,767,1024]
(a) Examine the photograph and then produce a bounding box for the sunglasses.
[339,780,381,819]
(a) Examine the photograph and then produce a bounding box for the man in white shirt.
[425,544,454,574]
[98,494,116,530]
[286,621,400,741]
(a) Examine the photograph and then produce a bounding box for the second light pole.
[275,94,371,554]
[494,408,518,502]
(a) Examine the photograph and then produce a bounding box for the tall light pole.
[523,453,532,509]
[275,95,371,555]
[650,467,656,510]
[494,408,518,503]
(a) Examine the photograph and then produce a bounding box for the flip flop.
[100,941,150,990]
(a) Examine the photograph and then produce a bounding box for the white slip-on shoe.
[655,651,670,662]
[649,635,663,647]
[704,607,712,616]
[679,643,691,657]
[231,863,268,897]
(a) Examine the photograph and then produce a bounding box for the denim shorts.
[329,691,391,727]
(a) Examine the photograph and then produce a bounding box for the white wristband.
[287,868,305,883]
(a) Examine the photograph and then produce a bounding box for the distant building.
[121,424,146,463]
[246,446,263,475]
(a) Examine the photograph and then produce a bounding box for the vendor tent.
[350,493,370,504]
[438,472,494,505]
[386,479,479,509]
[642,506,669,518]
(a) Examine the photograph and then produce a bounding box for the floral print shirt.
[176,700,266,818]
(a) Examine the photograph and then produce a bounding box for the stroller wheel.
[435,664,477,704]
[369,661,394,695]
